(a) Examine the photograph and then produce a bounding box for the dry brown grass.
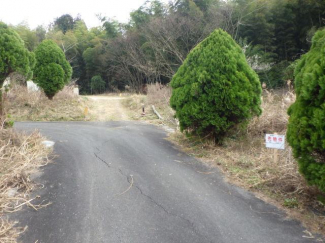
[0,127,51,242]
[121,94,151,121]
[147,83,172,108]
[122,83,177,126]
[4,85,88,121]
[248,88,296,135]
[147,83,178,126]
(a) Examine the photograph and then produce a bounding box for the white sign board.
[265,134,285,150]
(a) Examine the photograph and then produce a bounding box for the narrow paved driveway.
[15,122,318,243]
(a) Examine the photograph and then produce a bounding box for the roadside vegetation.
[170,29,262,142]
[0,22,35,116]
[33,40,72,100]
[4,85,88,122]
[0,127,51,242]
[0,21,76,243]
[287,29,325,193]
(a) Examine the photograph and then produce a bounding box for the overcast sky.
[0,0,170,29]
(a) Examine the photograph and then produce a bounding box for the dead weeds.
[4,85,88,122]
[121,94,151,121]
[122,83,178,127]
[0,127,51,242]
[147,83,178,127]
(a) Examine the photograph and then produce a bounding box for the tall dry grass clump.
[0,127,51,242]
[240,89,309,195]
[219,89,303,190]
[4,85,86,121]
[147,83,172,107]
[146,83,177,126]
[248,89,296,135]
[122,83,177,124]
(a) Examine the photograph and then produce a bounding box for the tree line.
[5,0,325,93]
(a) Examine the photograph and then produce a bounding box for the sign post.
[265,134,285,163]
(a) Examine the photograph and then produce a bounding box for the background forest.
[10,0,325,94]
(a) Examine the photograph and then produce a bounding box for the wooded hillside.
[8,0,325,93]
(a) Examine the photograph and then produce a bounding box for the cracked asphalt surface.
[14,122,319,243]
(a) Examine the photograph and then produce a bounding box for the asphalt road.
[14,122,319,243]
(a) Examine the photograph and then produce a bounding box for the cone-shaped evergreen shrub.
[34,40,72,99]
[170,29,262,141]
[287,28,325,192]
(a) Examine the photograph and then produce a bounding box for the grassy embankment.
[123,83,325,238]
[4,85,89,122]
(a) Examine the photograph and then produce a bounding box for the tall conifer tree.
[287,29,325,192]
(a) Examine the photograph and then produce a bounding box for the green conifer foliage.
[287,28,325,191]
[91,75,106,94]
[170,29,262,141]
[0,22,34,85]
[34,40,72,99]
[0,22,35,116]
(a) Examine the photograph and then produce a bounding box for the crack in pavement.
[93,147,130,186]
[127,175,212,242]
[93,146,212,242]
[94,152,111,168]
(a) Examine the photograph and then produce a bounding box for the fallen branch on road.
[116,176,134,196]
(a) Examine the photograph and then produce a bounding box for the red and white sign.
[265,134,285,150]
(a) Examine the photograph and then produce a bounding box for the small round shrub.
[170,29,262,142]
[287,28,325,192]
[34,40,72,99]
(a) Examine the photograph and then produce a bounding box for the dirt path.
[84,96,129,121]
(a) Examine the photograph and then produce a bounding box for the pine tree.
[170,29,262,142]
[287,28,325,192]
